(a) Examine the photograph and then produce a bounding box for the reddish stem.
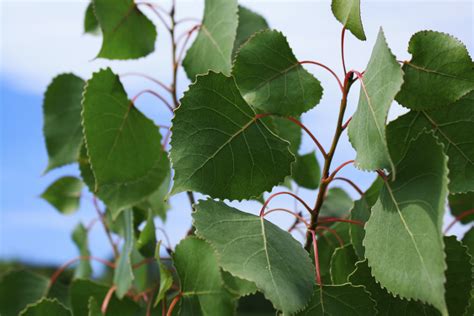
[315,226,344,247]
[331,177,364,196]
[121,72,173,93]
[263,208,310,228]
[310,230,322,285]
[259,192,313,216]
[318,217,364,226]
[323,160,355,184]
[137,2,171,31]
[299,60,344,92]
[132,89,174,113]
[101,285,117,314]
[341,27,347,75]
[284,116,327,158]
[167,293,182,316]
[176,24,201,66]
[341,116,352,130]
[376,169,388,181]
[444,209,474,234]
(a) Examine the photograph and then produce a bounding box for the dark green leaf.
[19,298,70,316]
[272,116,301,155]
[293,151,321,189]
[93,0,157,59]
[72,223,92,279]
[233,6,269,57]
[43,74,85,172]
[364,132,449,315]
[348,29,403,172]
[449,192,474,224]
[396,31,474,110]
[233,30,323,116]
[320,187,353,218]
[84,3,99,35]
[41,176,83,214]
[330,244,358,284]
[87,297,102,316]
[170,72,294,200]
[113,209,134,298]
[173,237,235,316]
[82,68,168,217]
[183,0,238,79]
[294,284,376,315]
[331,0,366,40]
[193,199,315,314]
[222,271,257,298]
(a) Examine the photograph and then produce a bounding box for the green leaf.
[449,192,474,224]
[272,116,301,155]
[20,298,70,316]
[0,270,49,316]
[320,187,353,218]
[170,72,294,200]
[233,5,269,57]
[72,223,93,279]
[292,152,321,190]
[70,279,141,316]
[113,209,134,298]
[193,199,315,314]
[364,132,449,315]
[84,3,99,35]
[183,0,238,79]
[173,237,235,315]
[330,244,358,284]
[233,30,323,116]
[136,209,156,258]
[387,91,474,193]
[348,260,440,315]
[82,68,168,217]
[462,228,474,316]
[348,29,403,172]
[222,271,257,298]
[331,0,366,40]
[396,31,474,110]
[154,243,173,307]
[93,0,156,59]
[43,74,85,172]
[87,297,102,316]
[41,176,83,214]
[294,284,376,315]
[444,236,473,316]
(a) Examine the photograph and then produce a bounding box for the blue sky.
[1,0,473,267]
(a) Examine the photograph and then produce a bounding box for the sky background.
[1,0,473,269]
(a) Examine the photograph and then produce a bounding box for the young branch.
[341,27,347,75]
[260,191,313,216]
[299,60,344,92]
[263,208,310,228]
[310,230,322,285]
[132,89,174,113]
[121,72,173,93]
[331,177,364,196]
[284,116,327,158]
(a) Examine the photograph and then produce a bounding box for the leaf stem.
[331,177,364,196]
[137,2,172,31]
[263,208,310,228]
[318,217,364,226]
[167,293,182,316]
[121,72,173,93]
[284,116,327,158]
[444,209,474,234]
[299,60,344,92]
[310,230,322,285]
[176,24,201,66]
[322,160,355,185]
[132,89,174,113]
[341,27,347,75]
[101,285,117,315]
[93,197,119,259]
[260,191,313,216]
[315,226,344,247]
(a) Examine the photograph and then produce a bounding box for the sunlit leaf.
[41,176,83,214]
[233,5,269,57]
[331,0,366,40]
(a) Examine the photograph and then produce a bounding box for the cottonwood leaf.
[233,30,323,116]
[444,236,473,316]
[348,28,403,172]
[331,0,366,40]
[396,31,474,110]
[19,298,70,316]
[233,5,269,57]
[183,0,238,79]
[272,116,301,155]
[173,237,235,316]
[43,74,85,172]
[320,187,353,218]
[41,176,83,214]
[69,279,141,316]
[462,228,474,316]
[330,244,358,284]
[294,284,376,315]
[222,271,257,298]
[93,0,156,59]
[364,132,449,315]
[113,209,134,299]
[72,223,93,279]
[84,3,99,35]
[293,151,321,189]
[387,91,474,193]
[170,72,294,200]
[193,199,315,314]
[348,260,440,315]
[449,192,474,224]
[82,68,168,217]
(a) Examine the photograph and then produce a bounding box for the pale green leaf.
[170,72,294,200]
[364,132,449,315]
[19,298,70,316]
[449,192,474,224]
[72,223,93,279]
[293,151,321,190]
[193,199,315,314]
[41,176,83,214]
[331,0,366,40]
[154,242,173,307]
[320,187,353,218]
[43,74,85,172]
[348,28,403,171]
[294,284,376,315]
[387,91,474,193]
[330,244,358,284]
[396,31,474,110]
[233,30,323,116]
[113,209,134,298]
[233,5,269,57]
[93,0,156,59]
[183,0,238,79]
[173,237,235,316]
[84,3,99,35]
[82,68,168,217]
